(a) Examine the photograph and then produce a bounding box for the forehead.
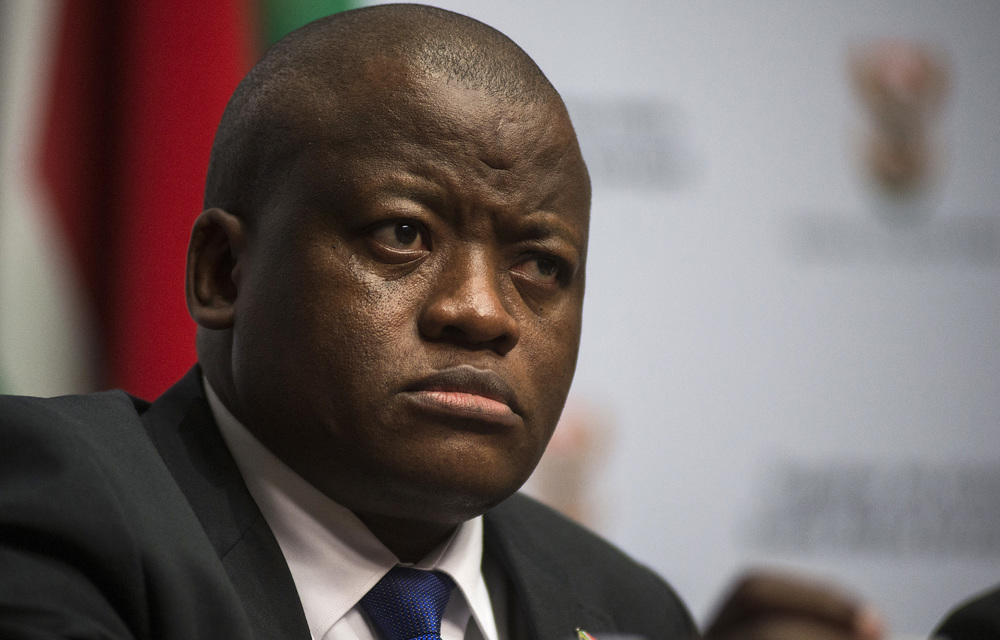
[274,67,591,234]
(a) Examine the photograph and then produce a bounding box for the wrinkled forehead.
[262,62,591,216]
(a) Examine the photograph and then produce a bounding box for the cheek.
[234,245,410,402]
[291,255,431,401]
[520,304,583,431]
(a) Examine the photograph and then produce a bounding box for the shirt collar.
[203,377,498,640]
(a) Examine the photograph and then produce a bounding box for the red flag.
[39,1,255,399]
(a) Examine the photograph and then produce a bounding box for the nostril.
[438,325,464,340]
[434,324,517,353]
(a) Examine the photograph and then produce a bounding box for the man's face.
[229,69,590,527]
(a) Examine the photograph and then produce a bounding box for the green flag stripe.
[257,0,361,47]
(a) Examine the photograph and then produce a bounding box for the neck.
[356,512,458,563]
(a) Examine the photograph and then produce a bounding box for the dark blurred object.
[933,585,1000,640]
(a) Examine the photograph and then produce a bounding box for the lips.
[403,365,521,426]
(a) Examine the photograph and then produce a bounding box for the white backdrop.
[366,1,1000,635]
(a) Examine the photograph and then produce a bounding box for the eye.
[512,254,563,286]
[367,220,429,262]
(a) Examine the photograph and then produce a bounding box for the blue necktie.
[360,567,456,640]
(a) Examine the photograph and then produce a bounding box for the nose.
[418,247,520,356]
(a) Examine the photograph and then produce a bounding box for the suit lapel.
[141,367,310,640]
[483,495,614,640]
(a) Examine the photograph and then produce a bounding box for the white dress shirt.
[205,379,504,640]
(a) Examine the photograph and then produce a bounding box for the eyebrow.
[369,169,448,208]
[501,213,586,249]
[360,163,587,244]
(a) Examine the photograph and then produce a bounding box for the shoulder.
[0,390,151,482]
[0,389,177,560]
[935,584,1000,640]
[1,389,148,447]
[0,388,252,638]
[0,388,145,426]
[484,493,696,639]
[0,391,154,634]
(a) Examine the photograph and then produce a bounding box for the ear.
[186,208,246,329]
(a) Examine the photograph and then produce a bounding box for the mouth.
[403,365,521,427]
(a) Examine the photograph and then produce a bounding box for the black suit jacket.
[0,368,695,640]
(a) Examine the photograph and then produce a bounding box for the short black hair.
[203,3,561,221]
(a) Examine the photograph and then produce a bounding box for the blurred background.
[1,1,997,635]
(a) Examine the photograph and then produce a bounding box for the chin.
[359,464,534,526]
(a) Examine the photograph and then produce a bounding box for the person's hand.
[703,571,884,640]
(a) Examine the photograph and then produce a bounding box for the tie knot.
[360,567,456,640]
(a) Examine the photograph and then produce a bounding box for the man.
[0,5,882,639]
